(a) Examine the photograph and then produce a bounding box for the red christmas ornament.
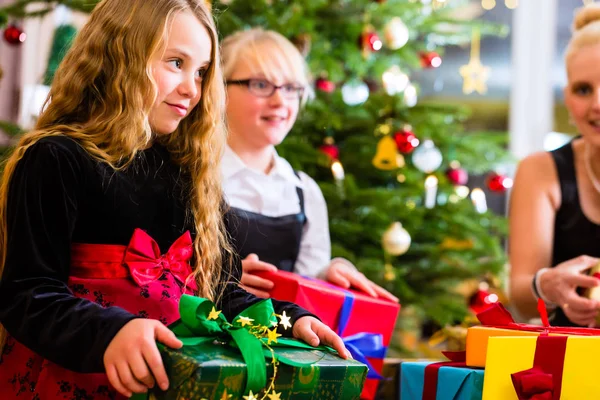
[393,128,419,154]
[319,137,339,160]
[3,25,26,46]
[362,31,383,52]
[316,78,336,93]
[469,288,499,315]
[486,173,514,193]
[419,51,442,68]
[446,166,469,185]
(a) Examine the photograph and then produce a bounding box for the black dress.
[550,140,600,326]
[0,135,312,399]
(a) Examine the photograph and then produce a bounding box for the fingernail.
[346,350,353,359]
[160,382,169,391]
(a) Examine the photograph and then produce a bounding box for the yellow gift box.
[465,326,543,367]
[482,335,600,399]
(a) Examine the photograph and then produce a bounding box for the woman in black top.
[509,4,600,326]
[0,1,349,399]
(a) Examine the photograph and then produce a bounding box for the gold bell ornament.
[372,135,399,170]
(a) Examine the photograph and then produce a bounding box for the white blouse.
[221,146,331,278]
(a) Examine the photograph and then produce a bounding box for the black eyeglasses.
[226,78,305,100]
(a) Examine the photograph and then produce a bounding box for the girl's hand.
[326,259,399,302]
[240,253,278,298]
[539,255,600,326]
[104,319,183,397]
[292,316,352,359]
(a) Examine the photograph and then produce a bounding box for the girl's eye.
[196,68,207,79]
[573,83,592,96]
[168,59,182,69]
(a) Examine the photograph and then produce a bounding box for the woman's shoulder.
[514,150,561,209]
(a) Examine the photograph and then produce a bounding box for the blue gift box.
[400,361,484,400]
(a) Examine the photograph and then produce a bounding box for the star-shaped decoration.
[243,390,258,400]
[267,391,282,400]
[267,328,282,345]
[220,389,232,399]
[237,316,254,327]
[208,306,222,321]
[277,311,292,330]
[459,58,490,95]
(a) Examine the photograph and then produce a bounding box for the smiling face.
[225,58,302,150]
[148,11,212,135]
[564,43,600,145]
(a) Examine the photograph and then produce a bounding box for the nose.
[179,71,199,99]
[268,86,285,106]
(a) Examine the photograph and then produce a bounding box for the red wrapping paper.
[255,270,400,400]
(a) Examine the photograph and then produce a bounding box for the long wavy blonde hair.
[0,0,231,347]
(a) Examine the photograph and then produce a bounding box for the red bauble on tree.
[3,25,26,45]
[446,162,469,185]
[361,31,382,52]
[319,137,339,160]
[393,127,420,154]
[316,78,335,93]
[420,51,442,68]
[486,172,513,193]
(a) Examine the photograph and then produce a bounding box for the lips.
[166,102,188,116]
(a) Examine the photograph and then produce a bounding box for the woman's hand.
[539,255,600,326]
[292,316,352,359]
[104,319,183,397]
[325,259,399,302]
[240,253,278,298]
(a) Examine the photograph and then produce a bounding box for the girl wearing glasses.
[221,28,398,302]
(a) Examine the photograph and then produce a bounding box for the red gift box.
[255,270,400,400]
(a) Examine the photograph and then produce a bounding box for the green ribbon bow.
[136,294,330,398]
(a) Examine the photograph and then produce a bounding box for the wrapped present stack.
[399,299,600,400]
[137,295,368,400]
[255,270,401,400]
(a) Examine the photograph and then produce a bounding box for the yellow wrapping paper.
[482,336,600,399]
[465,326,543,367]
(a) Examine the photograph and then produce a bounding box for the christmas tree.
[214,0,510,336]
[1,0,511,353]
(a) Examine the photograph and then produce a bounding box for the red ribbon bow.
[124,229,197,291]
[511,367,554,400]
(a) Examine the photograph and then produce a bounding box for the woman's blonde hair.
[221,27,314,105]
[566,3,600,65]
[0,0,231,346]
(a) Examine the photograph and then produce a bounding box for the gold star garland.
[202,307,292,400]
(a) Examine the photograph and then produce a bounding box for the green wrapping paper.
[137,295,367,400]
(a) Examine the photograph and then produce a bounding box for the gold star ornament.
[208,307,222,320]
[237,316,254,327]
[278,311,292,330]
[267,391,282,400]
[243,390,258,400]
[460,59,490,95]
[459,28,491,95]
[267,328,282,345]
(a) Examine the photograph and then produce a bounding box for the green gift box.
[137,295,367,400]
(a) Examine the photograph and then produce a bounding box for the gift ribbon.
[477,300,576,400]
[475,300,600,336]
[168,294,327,394]
[422,350,480,400]
[303,276,387,379]
[510,336,567,400]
